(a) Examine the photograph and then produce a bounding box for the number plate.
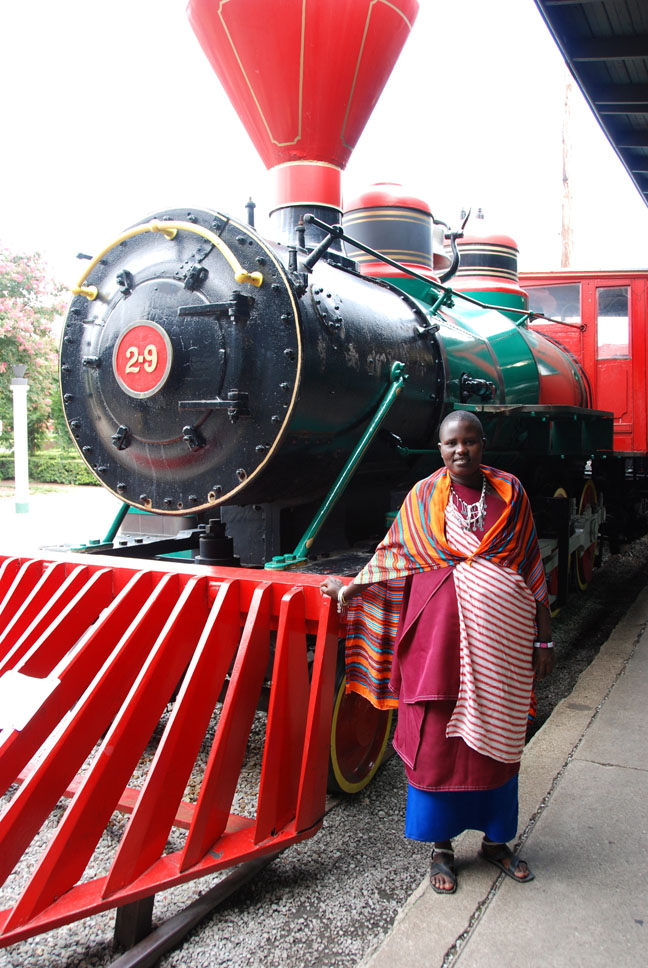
[112,321,173,398]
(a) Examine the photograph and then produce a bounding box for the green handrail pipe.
[265,362,409,570]
[103,501,130,544]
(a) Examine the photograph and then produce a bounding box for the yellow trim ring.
[70,219,264,300]
[329,678,393,794]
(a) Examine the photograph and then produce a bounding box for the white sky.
[1,0,648,285]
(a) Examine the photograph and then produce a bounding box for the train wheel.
[575,480,598,591]
[327,658,393,795]
[546,487,570,616]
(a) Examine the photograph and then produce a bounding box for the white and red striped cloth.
[445,502,536,763]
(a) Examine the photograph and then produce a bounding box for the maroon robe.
[389,482,519,792]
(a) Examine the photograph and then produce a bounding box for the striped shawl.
[344,465,549,709]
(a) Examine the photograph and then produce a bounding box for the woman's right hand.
[319,577,344,600]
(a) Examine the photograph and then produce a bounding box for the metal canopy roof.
[534,0,648,207]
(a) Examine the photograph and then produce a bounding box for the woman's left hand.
[532,646,555,680]
[533,603,553,679]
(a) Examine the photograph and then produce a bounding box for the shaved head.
[438,410,485,439]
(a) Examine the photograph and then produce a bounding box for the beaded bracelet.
[337,585,348,613]
[533,641,554,649]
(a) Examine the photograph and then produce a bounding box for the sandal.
[479,840,534,883]
[430,848,457,894]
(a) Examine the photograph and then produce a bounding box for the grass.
[0,480,82,496]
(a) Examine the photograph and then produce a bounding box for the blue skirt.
[404,774,519,844]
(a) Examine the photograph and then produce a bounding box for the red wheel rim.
[547,487,569,615]
[576,480,598,590]
[329,682,392,794]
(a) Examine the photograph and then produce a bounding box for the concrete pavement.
[362,584,648,968]
[0,484,121,556]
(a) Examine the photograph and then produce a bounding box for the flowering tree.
[0,246,65,452]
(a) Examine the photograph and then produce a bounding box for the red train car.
[519,268,648,551]
[521,269,648,456]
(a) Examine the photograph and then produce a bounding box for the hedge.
[0,450,99,486]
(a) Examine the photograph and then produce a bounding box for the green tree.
[0,246,65,452]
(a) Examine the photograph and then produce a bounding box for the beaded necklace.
[449,475,487,531]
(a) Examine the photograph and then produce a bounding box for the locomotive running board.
[0,553,338,948]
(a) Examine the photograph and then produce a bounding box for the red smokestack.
[187,0,419,211]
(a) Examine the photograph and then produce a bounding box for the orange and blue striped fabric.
[344,465,549,709]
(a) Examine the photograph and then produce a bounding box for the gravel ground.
[2,534,648,968]
[530,532,648,737]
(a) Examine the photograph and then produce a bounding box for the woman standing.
[320,410,554,894]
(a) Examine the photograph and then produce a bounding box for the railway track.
[107,792,349,968]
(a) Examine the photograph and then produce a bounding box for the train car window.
[596,286,629,359]
[526,283,581,323]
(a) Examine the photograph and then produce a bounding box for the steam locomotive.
[1,0,639,951]
[60,0,612,605]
